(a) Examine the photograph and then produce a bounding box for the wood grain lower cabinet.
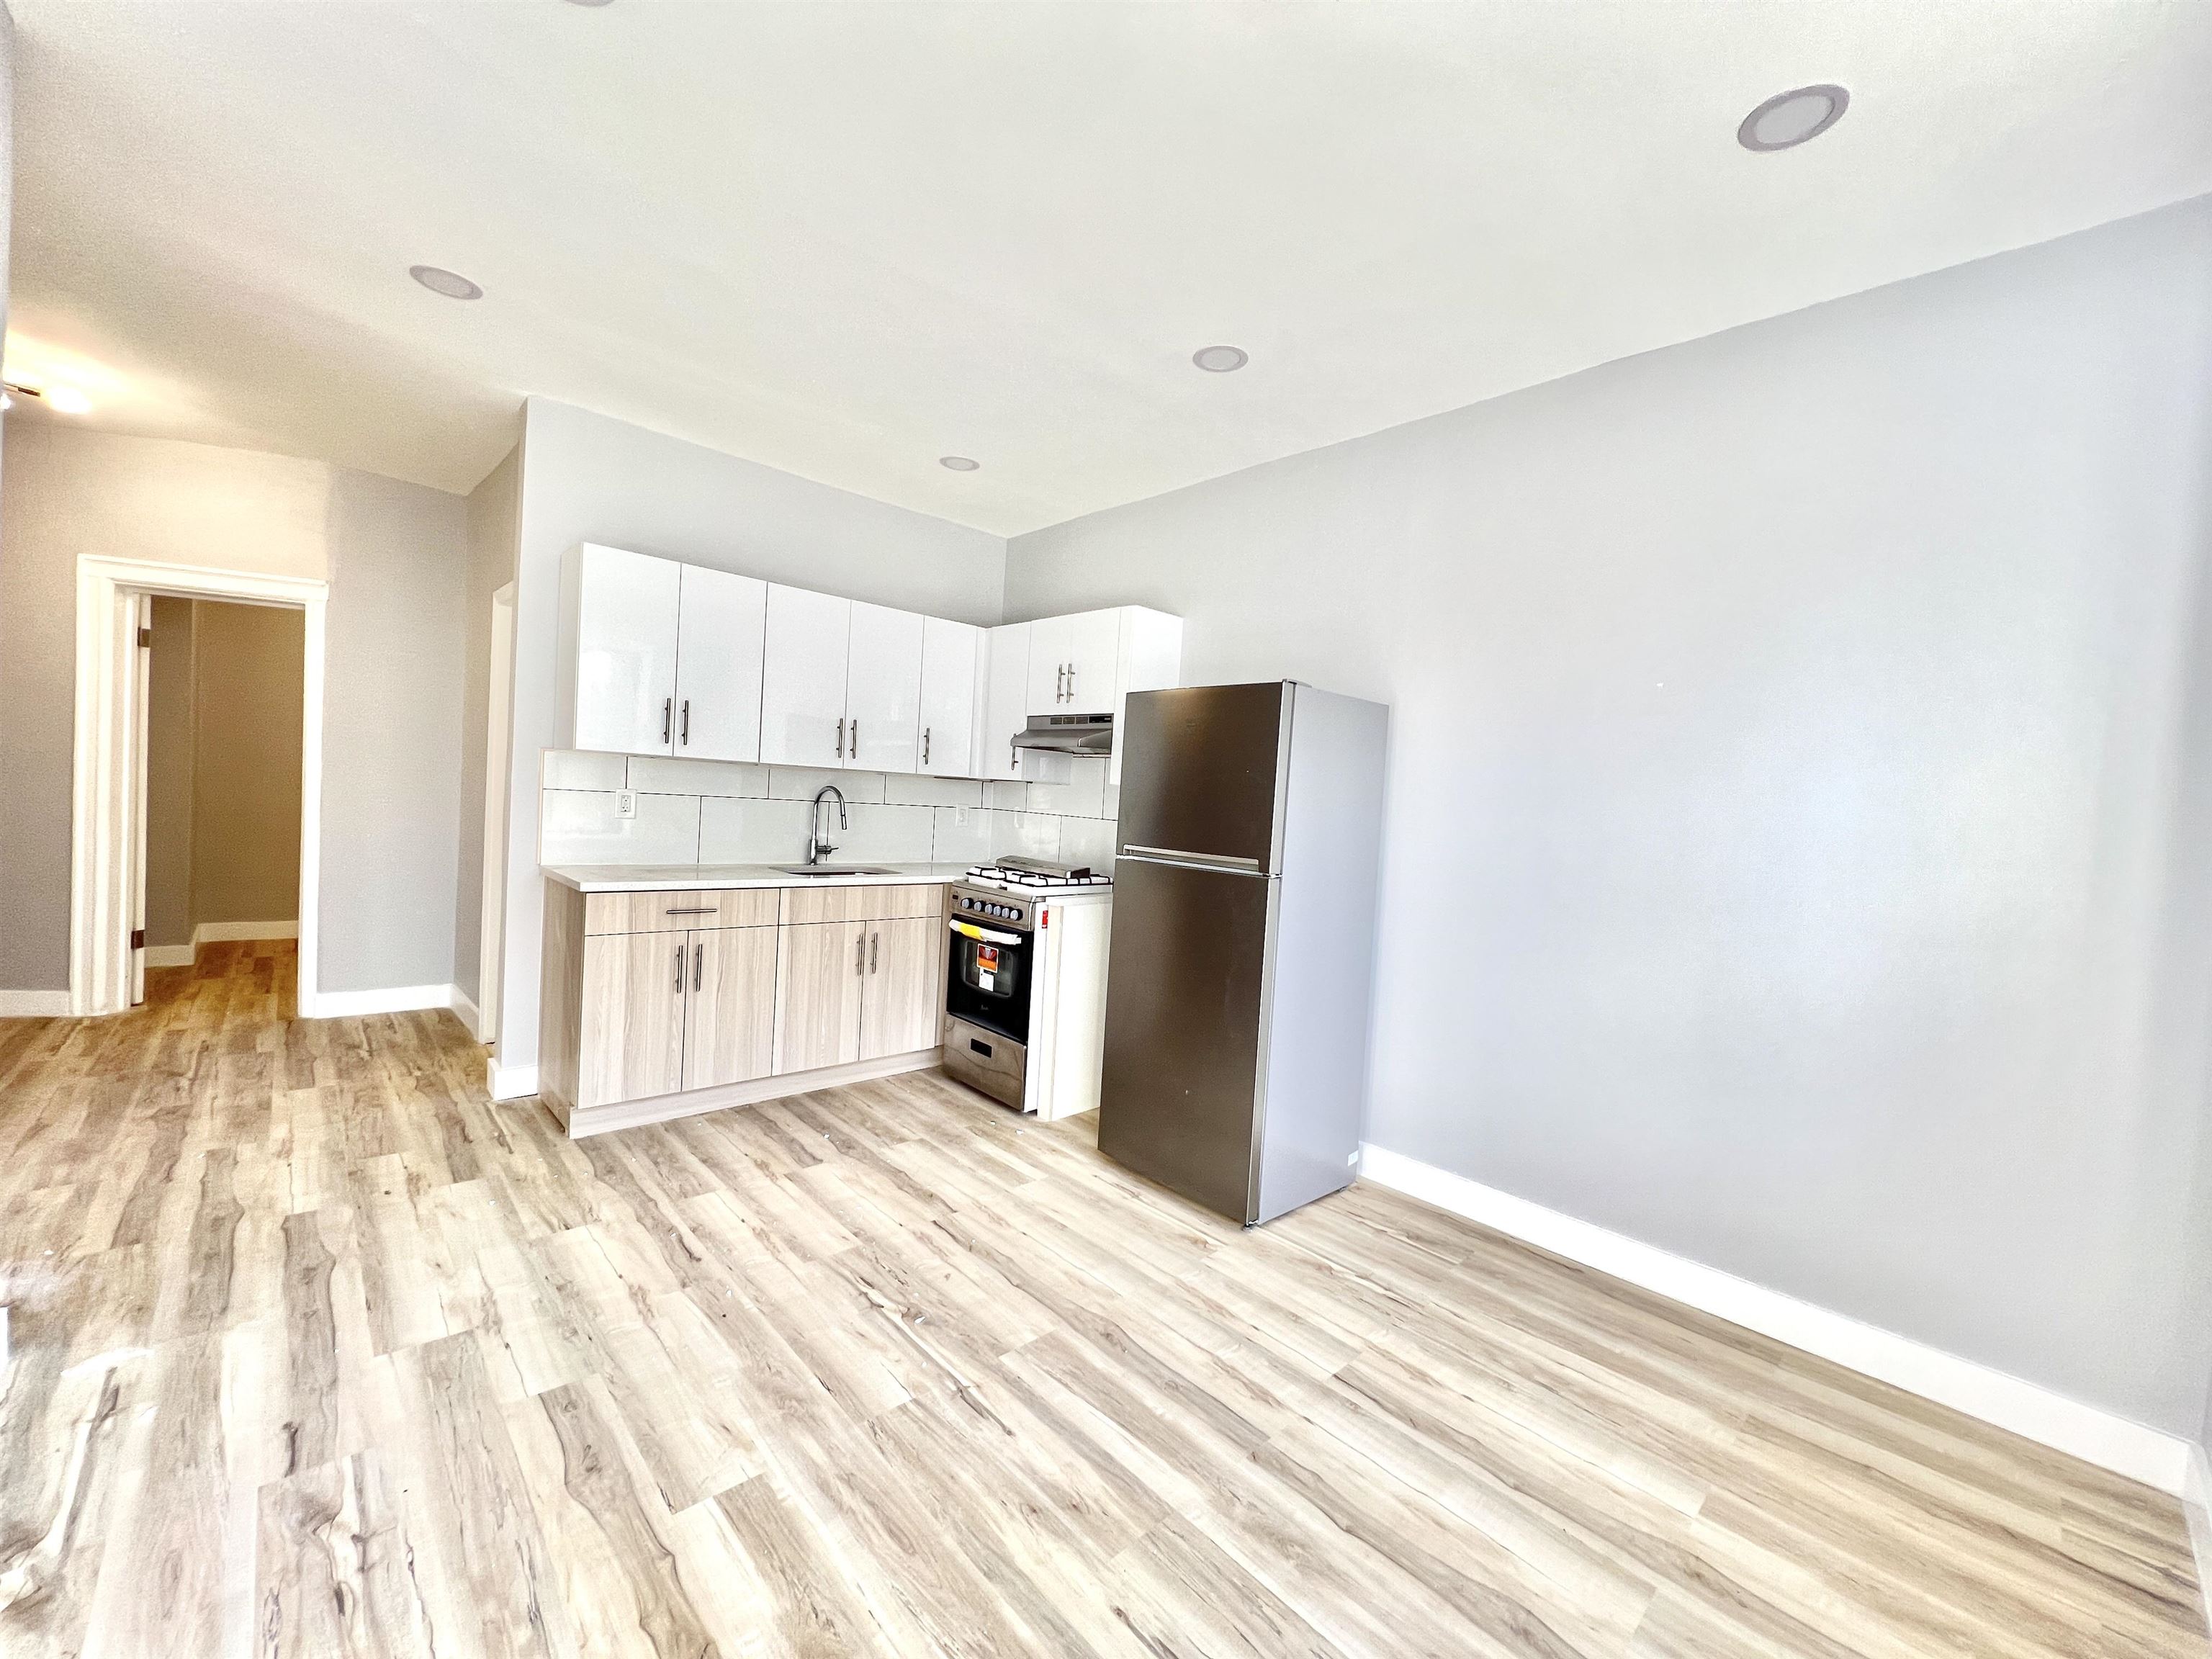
[773,921,867,1075]
[544,880,948,1125]
[682,926,778,1090]
[860,917,942,1059]
[577,930,690,1109]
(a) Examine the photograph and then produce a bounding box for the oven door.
[945,917,1033,1043]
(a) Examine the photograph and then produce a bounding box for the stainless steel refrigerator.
[1098,681,1388,1225]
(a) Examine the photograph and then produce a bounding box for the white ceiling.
[12,2,2212,536]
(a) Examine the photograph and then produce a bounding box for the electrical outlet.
[616,791,637,820]
[956,806,971,826]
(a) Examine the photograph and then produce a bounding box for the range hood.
[1011,713,1114,756]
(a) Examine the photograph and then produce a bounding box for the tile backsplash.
[539,751,1120,871]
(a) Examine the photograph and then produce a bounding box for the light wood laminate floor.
[0,940,2203,1658]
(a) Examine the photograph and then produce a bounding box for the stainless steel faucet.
[807,784,848,865]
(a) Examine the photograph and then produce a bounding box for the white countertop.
[541,861,971,894]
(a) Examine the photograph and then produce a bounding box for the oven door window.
[946,925,1032,1043]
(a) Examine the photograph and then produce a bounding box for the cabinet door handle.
[1066,664,1076,702]
[922,726,930,767]
[855,932,866,976]
[693,940,703,992]
[1010,739,1020,772]
[673,943,683,993]
[850,718,859,757]
[870,930,879,973]
[1056,662,1067,702]
[662,698,673,744]
[680,699,690,745]
[664,906,715,915]
[836,716,845,759]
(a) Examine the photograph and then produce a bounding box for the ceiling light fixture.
[1737,84,1850,152]
[410,264,484,300]
[565,0,614,6]
[939,456,980,472]
[45,386,93,415]
[1192,345,1249,373]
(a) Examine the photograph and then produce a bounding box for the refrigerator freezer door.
[1097,854,1274,1223]
[1115,683,1290,872]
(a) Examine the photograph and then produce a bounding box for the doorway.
[475,581,516,1045]
[140,596,307,999]
[70,556,328,1017]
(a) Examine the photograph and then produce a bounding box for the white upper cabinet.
[917,617,981,777]
[673,565,766,763]
[1027,608,1125,715]
[559,544,683,755]
[1107,606,1184,785]
[845,602,925,773]
[559,540,1182,783]
[981,623,1031,783]
[760,585,850,768]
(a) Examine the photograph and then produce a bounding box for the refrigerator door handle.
[1121,845,1265,874]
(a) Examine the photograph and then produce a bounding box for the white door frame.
[475,583,516,1044]
[70,555,328,1018]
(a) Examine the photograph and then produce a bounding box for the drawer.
[584,888,780,935]
[778,882,945,926]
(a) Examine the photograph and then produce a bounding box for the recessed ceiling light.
[410,264,483,300]
[565,0,614,6]
[1737,84,1849,153]
[1192,345,1249,374]
[46,386,93,415]
[939,456,980,472]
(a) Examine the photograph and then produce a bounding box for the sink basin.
[775,866,899,877]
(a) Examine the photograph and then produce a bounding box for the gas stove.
[960,856,1112,895]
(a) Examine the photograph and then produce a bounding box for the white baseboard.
[489,1060,539,1101]
[1357,1143,2194,1496]
[144,943,195,968]
[2184,1444,2212,1639]
[194,919,298,945]
[450,984,482,1039]
[302,982,471,1020]
[0,989,71,1018]
[561,1048,939,1138]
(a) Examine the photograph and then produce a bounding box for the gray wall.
[452,442,520,1011]
[1008,196,2212,1437]
[186,600,305,928]
[495,398,1007,1078]
[318,467,468,993]
[0,426,469,996]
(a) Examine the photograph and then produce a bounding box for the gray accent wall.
[1007,196,2212,1437]
[494,400,1007,1082]
[185,600,305,929]
[0,426,469,997]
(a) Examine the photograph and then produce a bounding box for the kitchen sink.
[774,866,899,877]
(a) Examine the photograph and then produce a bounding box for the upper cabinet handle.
[922,726,930,767]
[850,718,859,757]
[662,698,673,744]
[836,716,845,759]
[680,699,690,746]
